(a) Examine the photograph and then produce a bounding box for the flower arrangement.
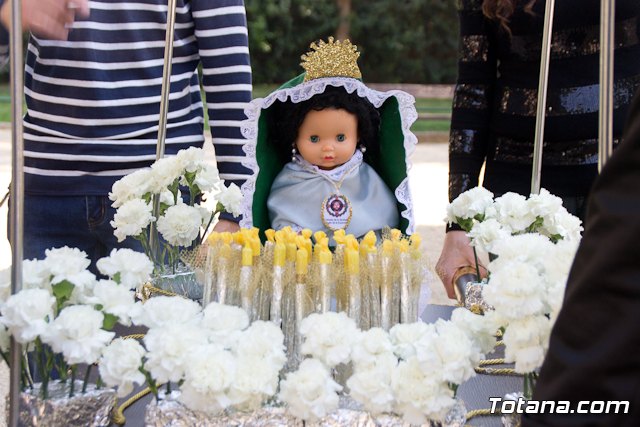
[0,247,151,399]
[446,187,582,398]
[99,297,287,414]
[278,310,486,424]
[109,147,243,271]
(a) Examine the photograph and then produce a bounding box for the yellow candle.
[242,244,253,266]
[345,247,359,274]
[334,229,346,245]
[207,232,220,245]
[273,242,286,267]
[265,229,276,243]
[220,242,232,258]
[382,240,393,257]
[250,236,261,257]
[286,242,297,263]
[296,248,308,275]
[390,228,402,241]
[301,228,312,240]
[318,248,332,265]
[362,230,377,248]
[220,232,233,245]
[410,232,422,249]
[313,230,327,243]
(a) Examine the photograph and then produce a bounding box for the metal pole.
[8,0,25,424]
[149,0,178,259]
[530,0,556,195]
[598,0,615,172]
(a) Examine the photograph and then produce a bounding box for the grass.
[0,83,452,133]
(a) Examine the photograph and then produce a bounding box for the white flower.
[22,259,52,291]
[109,168,152,208]
[156,203,203,247]
[346,367,395,414]
[490,192,537,233]
[86,280,139,326]
[467,218,510,253]
[527,188,563,220]
[391,357,456,424]
[541,207,583,241]
[389,321,434,360]
[279,358,342,421]
[350,328,396,371]
[300,312,359,367]
[176,147,205,173]
[111,199,154,242]
[229,355,281,410]
[178,343,236,415]
[483,260,547,320]
[235,321,286,366]
[99,338,146,397]
[0,267,10,302]
[96,248,154,289]
[414,319,482,385]
[131,296,201,329]
[42,305,115,365]
[503,315,552,373]
[217,183,243,217]
[488,233,555,271]
[200,302,249,348]
[0,288,55,343]
[43,246,90,282]
[143,324,206,384]
[149,155,183,193]
[193,163,221,193]
[450,307,501,354]
[445,187,494,225]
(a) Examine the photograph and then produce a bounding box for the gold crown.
[301,37,362,82]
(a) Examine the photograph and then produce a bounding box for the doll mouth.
[323,156,335,161]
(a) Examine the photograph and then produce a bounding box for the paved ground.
[0,128,456,424]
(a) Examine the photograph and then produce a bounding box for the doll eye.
[336,134,345,142]
[310,135,319,143]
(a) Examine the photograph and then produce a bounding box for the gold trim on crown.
[301,37,362,82]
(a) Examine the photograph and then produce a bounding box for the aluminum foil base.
[501,392,524,427]
[152,264,203,300]
[8,380,116,427]
[464,283,493,314]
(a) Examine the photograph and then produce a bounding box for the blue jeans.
[9,195,143,274]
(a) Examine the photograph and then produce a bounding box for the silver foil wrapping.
[399,253,414,323]
[367,253,381,328]
[145,398,302,426]
[153,263,203,300]
[464,283,493,314]
[318,263,332,313]
[215,257,228,304]
[380,255,393,330]
[270,265,284,326]
[9,381,116,427]
[347,274,362,329]
[501,392,524,427]
[239,266,254,318]
[202,247,215,306]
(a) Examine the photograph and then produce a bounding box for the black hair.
[267,85,381,164]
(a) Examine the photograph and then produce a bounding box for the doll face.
[295,108,358,170]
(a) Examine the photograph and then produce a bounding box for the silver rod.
[598,0,615,172]
[530,0,556,195]
[9,0,25,424]
[149,0,178,257]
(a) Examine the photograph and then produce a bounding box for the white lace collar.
[294,149,363,181]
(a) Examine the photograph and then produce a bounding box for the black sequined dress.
[449,0,640,201]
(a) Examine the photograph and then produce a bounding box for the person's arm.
[0,0,89,41]
[192,0,252,231]
[436,1,496,297]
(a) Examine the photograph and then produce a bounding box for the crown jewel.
[301,37,362,82]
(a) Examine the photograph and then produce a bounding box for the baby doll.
[239,38,418,240]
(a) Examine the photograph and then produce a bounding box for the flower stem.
[69,365,77,398]
[82,365,93,393]
[472,246,481,280]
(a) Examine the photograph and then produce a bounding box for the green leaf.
[112,272,122,285]
[52,280,75,305]
[102,313,119,330]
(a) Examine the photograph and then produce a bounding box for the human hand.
[435,230,487,299]
[1,0,90,40]
[212,218,240,233]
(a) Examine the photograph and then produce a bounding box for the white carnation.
[96,248,154,289]
[22,259,52,291]
[87,280,139,326]
[200,302,249,348]
[389,321,434,360]
[0,323,9,352]
[300,312,359,367]
[193,163,221,193]
[99,338,146,397]
[0,288,55,343]
[346,367,395,414]
[279,358,342,421]
[43,246,90,282]
[491,192,537,233]
[527,188,563,220]
[235,321,286,366]
[111,199,154,242]
[176,146,205,173]
[229,355,281,410]
[131,296,201,329]
[483,260,546,319]
[445,187,494,225]
[156,203,203,247]
[149,155,183,193]
[109,168,152,208]
[143,325,206,384]
[178,343,236,414]
[42,305,115,365]
[350,328,395,371]
[217,183,243,217]
[450,307,500,354]
[503,315,552,373]
[467,218,510,253]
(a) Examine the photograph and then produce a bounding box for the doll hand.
[213,218,240,233]
[435,230,487,299]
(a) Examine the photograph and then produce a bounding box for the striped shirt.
[0,0,252,199]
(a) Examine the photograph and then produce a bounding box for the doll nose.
[321,142,334,151]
